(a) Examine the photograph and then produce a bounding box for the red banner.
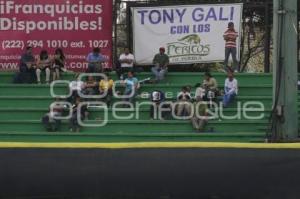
[0,0,113,72]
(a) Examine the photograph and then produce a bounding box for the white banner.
[132,3,243,65]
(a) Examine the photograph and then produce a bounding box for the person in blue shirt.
[86,47,107,73]
[122,71,139,103]
[20,47,35,72]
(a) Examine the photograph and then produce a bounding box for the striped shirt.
[224,29,238,48]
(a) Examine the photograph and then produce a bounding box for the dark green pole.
[273,0,298,140]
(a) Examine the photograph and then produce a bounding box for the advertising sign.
[132,4,242,65]
[0,0,113,71]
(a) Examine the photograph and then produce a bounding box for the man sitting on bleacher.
[86,47,107,73]
[150,90,165,120]
[118,47,135,80]
[69,97,89,132]
[99,73,114,107]
[122,71,140,104]
[83,75,97,96]
[202,72,219,102]
[176,86,192,117]
[152,47,169,83]
[68,74,85,104]
[191,95,208,132]
[42,98,65,132]
[223,71,238,107]
[14,46,36,84]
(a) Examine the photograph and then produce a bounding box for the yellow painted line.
[0,142,300,149]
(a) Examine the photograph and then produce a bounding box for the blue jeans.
[223,92,236,107]
[224,47,239,72]
[151,66,167,81]
[124,89,137,104]
[87,63,102,73]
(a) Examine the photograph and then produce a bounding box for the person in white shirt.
[223,71,238,107]
[69,76,85,93]
[68,74,85,104]
[118,47,135,79]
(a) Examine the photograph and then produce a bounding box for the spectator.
[69,97,89,132]
[83,75,97,96]
[118,47,135,79]
[191,95,208,132]
[152,47,169,82]
[195,84,206,98]
[52,48,66,81]
[223,22,239,72]
[202,72,219,102]
[41,98,65,132]
[68,74,85,104]
[14,46,36,83]
[223,71,238,107]
[122,71,139,103]
[36,50,52,84]
[150,90,166,120]
[86,47,107,73]
[176,86,192,117]
[99,73,114,107]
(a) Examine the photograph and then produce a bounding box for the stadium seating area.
[0,72,279,143]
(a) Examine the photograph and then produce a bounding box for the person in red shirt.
[223,22,239,72]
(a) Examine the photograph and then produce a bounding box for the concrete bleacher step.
[0,84,273,97]
[0,120,268,133]
[0,96,274,108]
[0,108,271,120]
[0,132,265,143]
[0,72,273,85]
[0,72,275,142]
